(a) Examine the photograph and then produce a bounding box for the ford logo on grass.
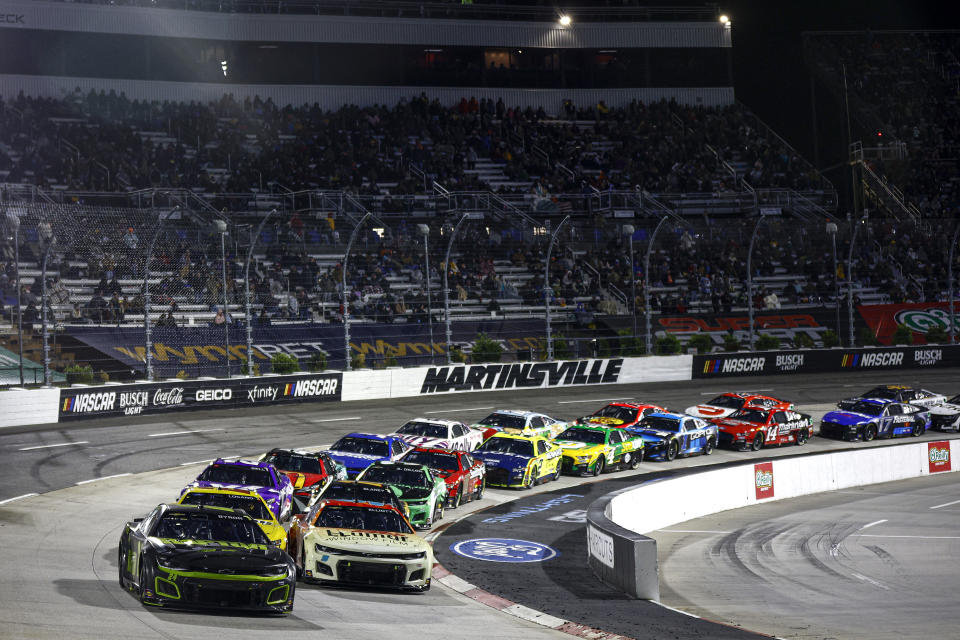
[450,538,558,563]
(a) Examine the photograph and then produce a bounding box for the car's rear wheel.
[665,440,680,461]
[137,563,148,603]
[912,421,925,437]
[118,547,126,588]
[551,464,561,482]
[863,424,877,442]
[796,428,808,445]
[628,449,643,470]
[750,434,764,452]
[473,477,485,501]
[703,438,715,456]
[592,457,605,476]
[449,484,462,509]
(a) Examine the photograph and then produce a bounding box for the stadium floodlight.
[719,14,730,25]
[558,15,572,27]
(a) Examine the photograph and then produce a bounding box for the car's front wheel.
[118,547,127,588]
[592,457,605,476]
[473,477,485,501]
[912,421,925,437]
[449,484,462,509]
[750,433,764,451]
[863,424,877,442]
[665,440,680,461]
[796,428,808,445]
[703,438,715,456]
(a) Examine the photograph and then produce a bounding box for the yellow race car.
[470,432,562,488]
[177,486,288,550]
[553,424,644,476]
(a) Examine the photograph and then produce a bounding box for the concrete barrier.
[587,439,960,600]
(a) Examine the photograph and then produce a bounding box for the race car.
[118,503,296,612]
[553,424,644,476]
[633,412,718,461]
[261,448,347,511]
[471,432,562,489]
[313,479,409,518]
[326,433,412,478]
[403,446,486,508]
[714,407,814,451]
[836,385,946,410]
[928,393,960,432]
[819,399,930,441]
[357,460,448,529]
[572,402,668,430]
[471,410,567,439]
[685,392,792,421]
[177,486,288,550]
[288,499,432,592]
[181,459,294,522]
[391,418,485,451]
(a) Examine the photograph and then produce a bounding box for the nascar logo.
[62,392,116,413]
[841,352,904,367]
[283,378,338,397]
[703,357,765,374]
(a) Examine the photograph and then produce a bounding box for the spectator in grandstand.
[212,307,227,325]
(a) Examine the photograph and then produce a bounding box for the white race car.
[837,385,946,410]
[392,418,486,451]
[928,394,960,431]
[685,392,792,421]
[471,409,567,439]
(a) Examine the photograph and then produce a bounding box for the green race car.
[356,460,448,529]
[554,424,644,476]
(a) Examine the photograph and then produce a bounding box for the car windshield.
[639,417,681,432]
[557,427,606,444]
[396,421,448,438]
[591,405,636,422]
[197,464,273,488]
[477,437,534,457]
[314,505,412,533]
[729,409,767,424]
[263,452,323,475]
[361,466,430,487]
[404,450,460,471]
[331,437,389,457]
[153,511,268,544]
[179,492,273,521]
[863,387,899,400]
[321,482,392,504]
[706,395,744,409]
[849,401,884,416]
[476,413,526,429]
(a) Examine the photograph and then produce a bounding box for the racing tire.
[415,582,431,593]
[449,484,462,509]
[912,421,925,437]
[703,438,715,456]
[552,464,561,482]
[628,449,643,470]
[796,429,808,445]
[862,424,877,442]
[294,543,304,581]
[592,457,605,476]
[473,478,485,501]
[432,501,443,526]
[118,547,127,589]
[750,434,764,452]
[523,468,536,489]
[137,562,149,604]
[665,440,680,462]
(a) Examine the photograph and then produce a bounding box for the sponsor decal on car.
[450,538,559,563]
[754,461,774,500]
[587,525,615,569]
[928,441,952,473]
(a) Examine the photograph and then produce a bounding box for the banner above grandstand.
[858,303,959,345]
[5,1,731,49]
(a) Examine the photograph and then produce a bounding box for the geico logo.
[722,357,765,373]
[860,352,904,367]
[73,392,117,412]
[195,389,233,402]
[755,470,773,487]
[293,378,338,397]
[776,354,804,368]
[929,447,950,463]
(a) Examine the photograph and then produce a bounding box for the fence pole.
[443,213,469,364]
[545,215,570,361]
[244,209,276,376]
[343,212,372,371]
[143,207,176,381]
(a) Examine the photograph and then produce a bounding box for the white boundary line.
[76,473,131,485]
[19,441,88,451]
[148,428,224,438]
[0,493,38,505]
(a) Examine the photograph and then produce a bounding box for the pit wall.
[587,439,960,600]
[0,356,691,428]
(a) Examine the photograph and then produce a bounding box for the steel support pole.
[847,216,865,348]
[629,236,637,340]
[443,213,469,364]
[830,227,840,339]
[949,224,960,344]
[545,215,570,361]
[343,213,372,371]
[220,228,230,377]
[644,216,670,356]
[14,224,23,385]
[424,233,434,364]
[40,240,53,386]
[746,215,768,351]
[244,209,276,376]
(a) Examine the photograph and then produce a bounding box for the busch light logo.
[928,441,952,473]
[754,461,775,499]
[450,538,559,563]
[776,354,804,371]
[914,349,943,366]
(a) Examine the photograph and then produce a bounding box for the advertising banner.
[692,345,960,378]
[754,462,775,500]
[653,310,844,349]
[58,372,342,420]
[928,441,952,474]
[858,303,959,345]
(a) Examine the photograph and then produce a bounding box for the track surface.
[1,369,958,639]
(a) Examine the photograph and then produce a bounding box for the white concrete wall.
[0,388,60,428]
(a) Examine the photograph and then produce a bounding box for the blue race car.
[326,433,412,478]
[180,458,294,521]
[631,412,718,461]
[819,399,929,442]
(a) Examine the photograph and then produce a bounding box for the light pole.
[443,213,470,364]
[544,215,571,361]
[949,223,960,344]
[622,224,637,341]
[826,221,840,341]
[644,216,672,356]
[244,209,277,376]
[40,235,55,386]
[342,212,372,371]
[215,219,230,377]
[847,212,868,347]
[417,223,435,364]
[5,210,23,385]
[746,213,771,351]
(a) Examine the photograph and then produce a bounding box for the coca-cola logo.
[153,387,184,407]
[755,470,773,488]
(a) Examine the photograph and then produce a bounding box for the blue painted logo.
[450,538,559,563]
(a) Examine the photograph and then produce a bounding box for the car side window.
[531,417,544,428]
[452,424,464,437]
[463,454,473,468]
[774,411,787,423]
[393,440,407,456]
[886,404,903,416]
[681,419,692,432]
[609,430,623,444]
[139,506,162,535]
[536,441,548,456]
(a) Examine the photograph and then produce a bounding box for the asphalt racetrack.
[1,369,959,639]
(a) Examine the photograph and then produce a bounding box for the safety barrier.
[586,439,960,600]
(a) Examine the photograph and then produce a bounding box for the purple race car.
[180,458,294,521]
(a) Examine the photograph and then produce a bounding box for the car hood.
[576,416,630,427]
[929,403,960,415]
[472,451,530,469]
[684,405,734,419]
[395,485,435,501]
[822,410,875,425]
[633,429,676,443]
[328,451,387,469]
[147,537,287,566]
[305,527,429,554]
[554,440,604,455]
[188,481,281,501]
[715,418,762,432]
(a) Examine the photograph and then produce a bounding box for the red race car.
[403,446,486,508]
[574,402,668,429]
[715,407,814,451]
[261,448,347,511]
[685,392,793,422]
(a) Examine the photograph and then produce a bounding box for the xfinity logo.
[247,385,279,403]
[0,14,25,24]
[775,354,804,371]
[195,389,232,402]
[722,357,765,373]
[914,349,942,366]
